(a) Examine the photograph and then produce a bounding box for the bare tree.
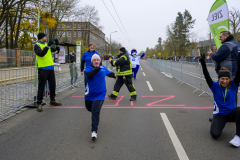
[73,4,104,47]
[230,8,240,43]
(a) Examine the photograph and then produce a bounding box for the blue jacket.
[84,65,114,101]
[211,35,240,78]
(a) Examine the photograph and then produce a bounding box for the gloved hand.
[199,53,206,63]
[48,40,54,47]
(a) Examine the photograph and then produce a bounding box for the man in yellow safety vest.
[34,32,62,112]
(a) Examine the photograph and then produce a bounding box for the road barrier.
[0,60,113,120]
[147,59,240,104]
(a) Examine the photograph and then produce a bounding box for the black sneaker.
[37,104,42,112]
[130,95,137,101]
[50,101,62,106]
[108,95,116,100]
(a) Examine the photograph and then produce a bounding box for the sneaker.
[91,131,97,140]
[130,95,137,101]
[229,135,240,147]
[50,100,62,106]
[108,95,116,100]
[37,104,42,112]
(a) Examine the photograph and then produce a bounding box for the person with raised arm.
[199,53,240,147]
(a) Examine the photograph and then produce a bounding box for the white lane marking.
[160,113,189,160]
[143,72,146,76]
[141,68,143,70]
[146,81,153,91]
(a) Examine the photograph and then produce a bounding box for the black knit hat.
[37,33,46,40]
[119,47,126,53]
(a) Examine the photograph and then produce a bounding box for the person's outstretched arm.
[86,66,101,79]
[105,67,116,78]
[140,53,145,59]
[199,54,213,88]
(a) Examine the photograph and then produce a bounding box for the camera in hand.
[51,38,59,45]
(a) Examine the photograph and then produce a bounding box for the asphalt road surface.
[0,60,239,160]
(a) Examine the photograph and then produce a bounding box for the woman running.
[199,53,240,147]
[84,54,116,139]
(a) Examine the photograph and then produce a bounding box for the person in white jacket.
[130,49,145,79]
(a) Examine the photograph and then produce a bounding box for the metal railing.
[20,50,36,66]
[0,49,16,68]
[0,60,114,120]
[147,59,240,102]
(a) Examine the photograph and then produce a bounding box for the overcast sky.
[79,0,240,53]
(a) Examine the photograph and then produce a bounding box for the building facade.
[54,22,107,56]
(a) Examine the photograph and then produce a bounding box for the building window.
[78,24,81,28]
[62,24,65,29]
[62,32,65,37]
[57,31,60,36]
[73,24,76,28]
[73,32,76,37]
[57,25,60,28]
[78,32,81,37]
[67,32,71,37]
[67,25,71,29]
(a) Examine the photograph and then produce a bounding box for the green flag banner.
[208,0,230,49]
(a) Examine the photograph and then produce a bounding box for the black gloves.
[48,40,53,47]
[108,72,116,78]
[199,53,206,63]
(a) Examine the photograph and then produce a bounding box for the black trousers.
[37,69,56,104]
[210,107,240,138]
[85,100,104,132]
[111,75,136,97]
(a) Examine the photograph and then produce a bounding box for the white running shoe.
[229,135,240,147]
[91,131,97,139]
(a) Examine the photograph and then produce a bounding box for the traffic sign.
[213,46,216,51]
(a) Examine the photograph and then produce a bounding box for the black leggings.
[211,107,240,138]
[85,100,104,132]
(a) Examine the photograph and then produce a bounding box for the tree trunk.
[5,15,9,49]
[15,1,26,48]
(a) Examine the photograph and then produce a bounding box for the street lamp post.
[110,31,117,55]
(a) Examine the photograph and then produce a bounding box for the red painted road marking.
[143,95,185,107]
[103,96,124,106]
[72,95,124,106]
[131,101,133,106]
[48,106,214,109]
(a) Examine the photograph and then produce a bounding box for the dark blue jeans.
[85,100,104,132]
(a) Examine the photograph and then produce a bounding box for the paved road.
[0,60,239,160]
[150,59,240,101]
